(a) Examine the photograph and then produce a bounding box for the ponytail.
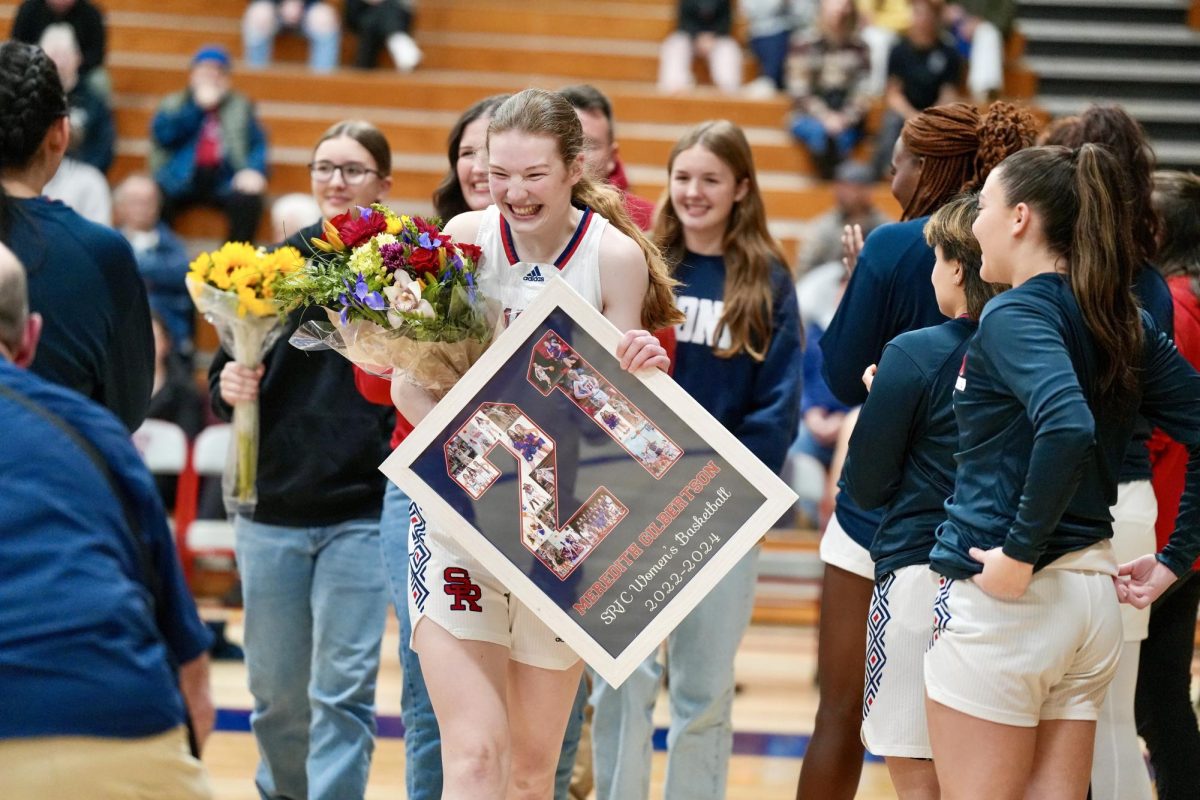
[1040,105,1159,263]
[998,145,1143,406]
[1071,144,1143,402]
[901,101,1037,221]
[573,176,683,331]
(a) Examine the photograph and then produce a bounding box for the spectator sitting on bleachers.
[42,153,110,226]
[114,174,194,359]
[742,0,813,95]
[944,0,1011,100]
[785,0,871,179]
[38,23,113,173]
[269,192,321,243]
[870,0,962,178]
[242,0,341,74]
[797,160,890,274]
[658,0,743,94]
[344,0,422,72]
[854,0,911,95]
[150,46,268,245]
[11,0,109,95]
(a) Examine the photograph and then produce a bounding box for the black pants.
[161,167,264,244]
[344,0,413,69]
[1134,569,1200,800]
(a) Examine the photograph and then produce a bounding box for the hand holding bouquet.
[275,204,497,399]
[187,242,304,515]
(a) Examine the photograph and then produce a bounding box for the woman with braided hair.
[1040,104,1173,800]
[0,40,153,431]
[796,100,1037,800]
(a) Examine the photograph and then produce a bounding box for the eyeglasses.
[308,161,386,184]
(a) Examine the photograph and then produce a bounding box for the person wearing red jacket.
[1139,169,1200,800]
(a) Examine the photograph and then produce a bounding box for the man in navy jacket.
[0,244,214,798]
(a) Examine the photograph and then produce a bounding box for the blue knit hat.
[191,45,231,70]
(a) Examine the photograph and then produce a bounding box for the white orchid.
[384,279,435,326]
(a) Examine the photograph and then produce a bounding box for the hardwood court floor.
[205,616,902,799]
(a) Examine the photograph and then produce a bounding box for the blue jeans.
[790,114,863,160]
[243,8,340,72]
[748,30,790,88]
[590,547,761,800]
[379,483,443,800]
[791,424,835,468]
[235,515,389,800]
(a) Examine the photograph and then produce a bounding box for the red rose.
[334,209,388,249]
[457,242,483,264]
[414,217,443,239]
[410,246,440,275]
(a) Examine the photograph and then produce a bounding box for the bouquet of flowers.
[275,204,496,399]
[186,242,304,515]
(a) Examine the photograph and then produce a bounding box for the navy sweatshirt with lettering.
[843,317,975,578]
[930,273,1200,579]
[671,252,802,475]
[820,218,947,548]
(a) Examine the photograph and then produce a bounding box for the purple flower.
[418,231,442,250]
[354,274,386,311]
[379,242,407,273]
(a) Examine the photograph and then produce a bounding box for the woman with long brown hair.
[431,94,511,220]
[798,101,1036,800]
[925,145,1200,799]
[390,88,681,800]
[590,119,802,800]
[1039,104,1173,800]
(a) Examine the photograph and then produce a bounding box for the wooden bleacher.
[0,0,924,623]
[0,0,904,260]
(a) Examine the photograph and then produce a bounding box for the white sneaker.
[387,32,422,73]
[743,75,779,98]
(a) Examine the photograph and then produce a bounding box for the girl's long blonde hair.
[488,89,683,330]
[655,120,790,361]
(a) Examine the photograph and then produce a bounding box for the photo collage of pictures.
[526,331,683,478]
[441,330,683,581]
[445,402,630,580]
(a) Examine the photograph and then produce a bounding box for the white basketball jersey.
[475,204,606,322]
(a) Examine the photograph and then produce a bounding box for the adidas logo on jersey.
[523,265,546,283]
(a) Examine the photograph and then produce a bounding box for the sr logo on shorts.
[444,567,483,612]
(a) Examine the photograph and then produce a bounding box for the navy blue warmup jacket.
[930,273,1200,579]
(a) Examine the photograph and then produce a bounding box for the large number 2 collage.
[443,330,683,581]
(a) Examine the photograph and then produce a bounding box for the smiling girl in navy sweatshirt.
[589,119,801,800]
[924,145,1200,800]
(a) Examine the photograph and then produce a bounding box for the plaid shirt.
[785,32,871,121]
